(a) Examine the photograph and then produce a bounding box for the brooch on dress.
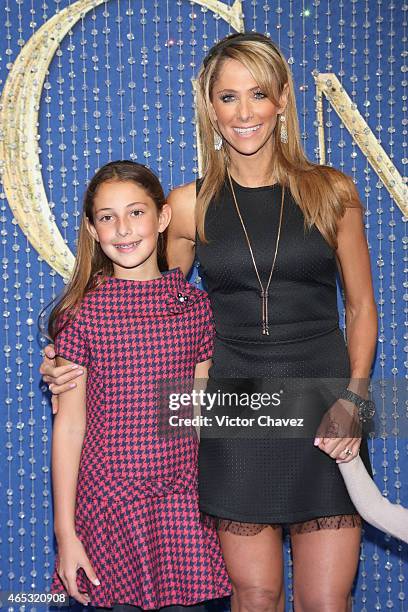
[177,292,189,303]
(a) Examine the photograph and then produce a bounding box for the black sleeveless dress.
[195,177,372,524]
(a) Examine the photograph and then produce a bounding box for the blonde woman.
[42,33,379,611]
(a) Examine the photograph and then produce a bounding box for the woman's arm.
[40,349,83,412]
[316,183,378,460]
[335,204,378,390]
[52,356,99,603]
[166,181,197,276]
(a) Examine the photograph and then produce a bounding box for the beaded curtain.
[0,1,407,611]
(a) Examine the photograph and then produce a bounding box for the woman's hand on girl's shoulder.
[166,181,197,276]
[56,534,100,605]
[40,345,84,414]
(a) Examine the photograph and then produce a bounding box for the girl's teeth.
[116,243,136,249]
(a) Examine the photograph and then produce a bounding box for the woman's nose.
[237,99,253,122]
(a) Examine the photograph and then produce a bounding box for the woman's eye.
[99,215,113,222]
[220,94,235,103]
[131,210,143,217]
[254,91,266,99]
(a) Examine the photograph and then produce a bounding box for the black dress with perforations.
[195,177,372,531]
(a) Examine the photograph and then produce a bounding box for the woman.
[42,33,378,611]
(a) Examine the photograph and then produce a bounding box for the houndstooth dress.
[51,268,230,609]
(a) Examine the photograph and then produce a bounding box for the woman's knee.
[294,591,351,612]
[232,584,284,612]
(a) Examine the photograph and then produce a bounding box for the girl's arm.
[52,356,99,604]
[339,457,408,542]
[166,181,197,276]
[316,185,378,460]
[192,359,212,438]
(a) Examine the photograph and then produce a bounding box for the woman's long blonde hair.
[196,32,359,247]
[47,161,167,340]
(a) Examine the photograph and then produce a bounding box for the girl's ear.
[158,204,172,234]
[85,217,100,242]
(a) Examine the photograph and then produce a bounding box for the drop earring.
[214,131,223,151]
[279,114,288,144]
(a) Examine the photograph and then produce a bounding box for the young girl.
[49,160,230,610]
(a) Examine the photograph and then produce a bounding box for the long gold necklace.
[227,169,285,336]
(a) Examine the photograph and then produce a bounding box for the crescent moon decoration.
[315,73,408,216]
[0,0,243,279]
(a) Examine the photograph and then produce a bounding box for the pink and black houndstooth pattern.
[51,268,231,608]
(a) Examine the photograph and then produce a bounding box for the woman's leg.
[218,525,284,612]
[291,518,361,612]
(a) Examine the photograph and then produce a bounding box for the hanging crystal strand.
[91,8,102,169]
[15,0,27,589]
[116,0,126,160]
[386,3,400,605]
[103,1,113,161]
[276,0,282,51]
[56,27,68,243]
[36,0,53,588]
[25,0,37,589]
[176,0,186,184]
[3,0,13,590]
[214,0,220,40]
[373,0,385,604]
[67,8,80,231]
[287,0,294,70]
[251,0,257,32]
[140,0,151,164]
[154,0,163,179]
[312,0,320,163]
[126,0,137,161]
[325,0,332,166]
[400,3,408,608]
[350,0,358,177]
[80,14,91,180]
[263,2,270,37]
[300,1,309,148]
[189,2,198,176]
[165,0,174,189]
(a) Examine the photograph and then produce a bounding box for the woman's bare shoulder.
[167,180,197,242]
[167,180,196,210]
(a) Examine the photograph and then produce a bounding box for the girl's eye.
[130,210,143,217]
[99,215,113,222]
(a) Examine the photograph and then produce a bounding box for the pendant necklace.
[227,169,285,336]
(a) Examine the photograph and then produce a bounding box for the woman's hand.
[56,534,100,605]
[314,399,362,463]
[40,345,84,414]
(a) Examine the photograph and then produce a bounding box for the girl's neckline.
[104,267,181,284]
[229,175,280,193]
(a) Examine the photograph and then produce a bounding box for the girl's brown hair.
[195,33,360,246]
[47,161,167,340]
